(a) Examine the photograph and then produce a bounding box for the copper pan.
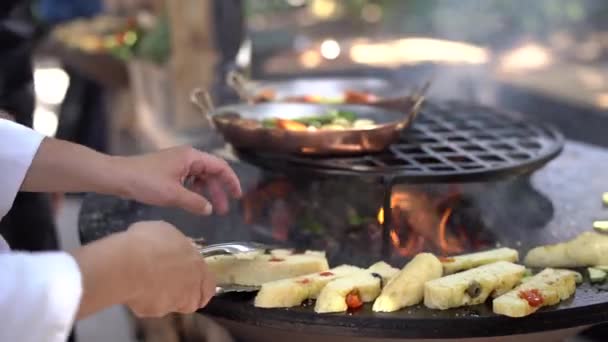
[190,88,426,156]
[226,71,428,107]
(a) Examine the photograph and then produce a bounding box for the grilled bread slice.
[207,252,329,286]
[314,262,399,313]
[254,265,362,308]
[373,253,442,312]
[424,261,525,310]
[441,248,519,275]
[524,231,608,268]
[493,268,577,317]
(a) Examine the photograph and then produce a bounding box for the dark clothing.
[0,0,59,252]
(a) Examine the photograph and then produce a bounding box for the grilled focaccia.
[254,265,362,308]
[493,268,577,317]
[373,253,442,312]
[314,262,399,313]
[441,248,519,275]
[207,252,329,286]
[524,231,608,268]
[424,261,525,310]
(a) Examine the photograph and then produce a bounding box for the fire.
[377,188,468,257]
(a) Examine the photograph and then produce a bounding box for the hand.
[116,146,242,215]
[124,221,216,317]
[72,221,216,318]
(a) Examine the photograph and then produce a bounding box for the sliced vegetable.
[589,267,607,283]
[262,118,277,128]
[603,192,608,206]
[346,290,364,310]
[276,119,307,131]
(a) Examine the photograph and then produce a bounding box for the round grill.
[237,102,564,183]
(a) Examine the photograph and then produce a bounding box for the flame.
[378,188,469,257]
[389,229,400,245]
[438,207,452,252]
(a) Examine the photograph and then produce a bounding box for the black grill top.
[237,102,564,183]
[204,281,608,339]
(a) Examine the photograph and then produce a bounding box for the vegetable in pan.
[261,109,377,131]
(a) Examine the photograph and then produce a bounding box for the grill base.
[217,318,588,342]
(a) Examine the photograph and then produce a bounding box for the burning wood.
[377,187,486,257]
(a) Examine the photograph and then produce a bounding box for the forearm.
[21,137,129,196]
[70,231,139,319]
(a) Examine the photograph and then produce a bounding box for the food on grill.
[440,248,519,275]
[372,253,442,312]
[493,268,577,317]
[524,231,608,268]
[254,265,362,308]
[314,262,399,313]
[593,221,608,233]
[261,109,377,131]
[588,267,607,283]
[424,261,525,310]
[206,251,329,286]
[254,89,378,105]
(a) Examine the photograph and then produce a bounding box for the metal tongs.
[194,240,276,294]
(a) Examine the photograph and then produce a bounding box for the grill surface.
[237,102,564,183]
[203,281,608,338]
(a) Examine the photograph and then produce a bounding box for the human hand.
[115,146,242,215]
[72,221,216,318]
[124,221,216,317]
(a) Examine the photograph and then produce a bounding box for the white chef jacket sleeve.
[0,119,83,342]
[0,119,45,219]
[0,252,83,342]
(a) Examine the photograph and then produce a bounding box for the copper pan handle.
[226,70,254,103]
[190,88,216,128]
[395,80,431,126]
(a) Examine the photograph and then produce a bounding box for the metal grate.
[237,102,564,183]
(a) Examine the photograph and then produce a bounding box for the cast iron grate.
[236,101,564,183]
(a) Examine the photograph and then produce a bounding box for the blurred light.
[236,38,252,69]
[286,0,307,6]
[596,92,608,109]
[299,50,322,68]
[349,38,489,67]
[310,0,337,18]
[320,39,341,60]
[33,107,59,137]
[34,67,70,105]
[361,3,382,23]
[499,43,552,73]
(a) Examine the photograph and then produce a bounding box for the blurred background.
[6,0,608,341]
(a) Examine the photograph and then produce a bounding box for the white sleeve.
[0,119,45,219]
[0,252,83,342]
